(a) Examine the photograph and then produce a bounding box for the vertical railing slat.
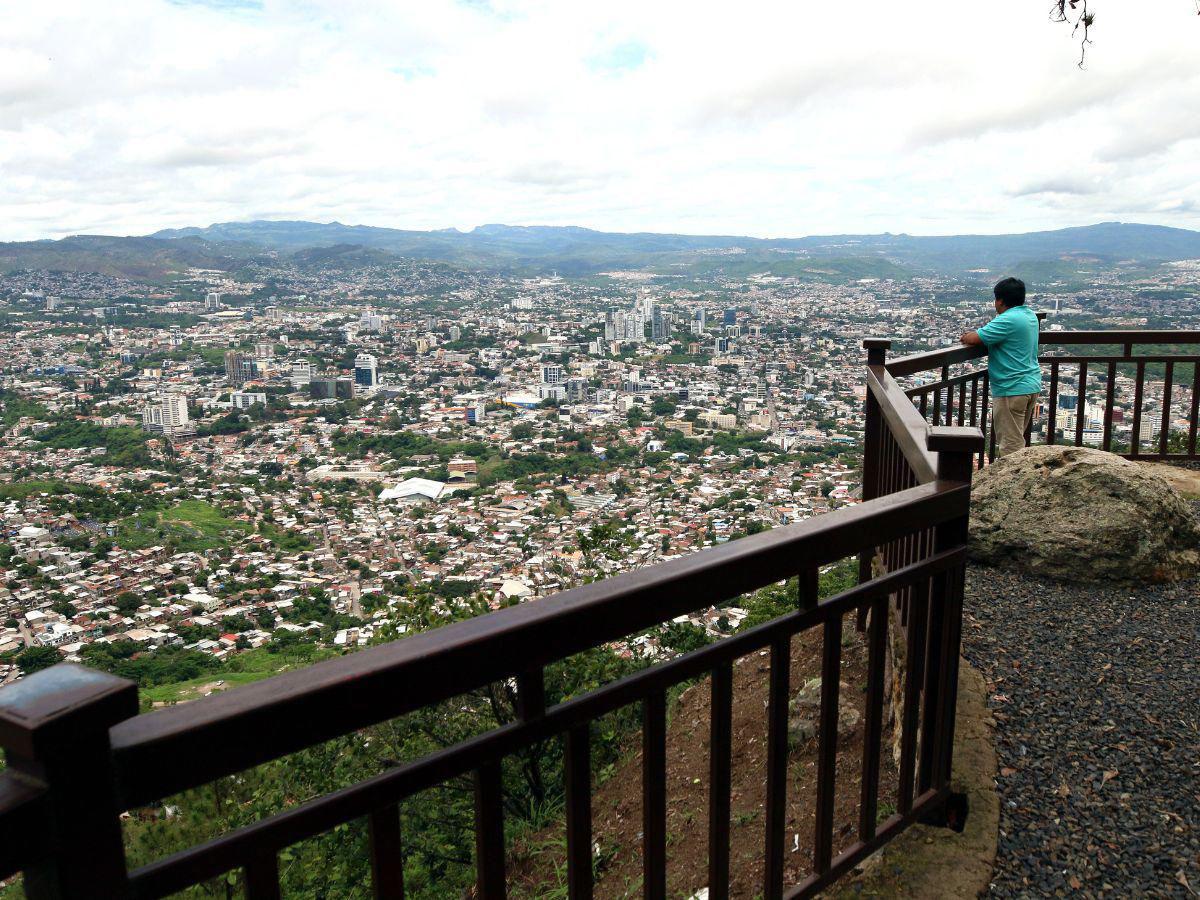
[245,853,283,900]
[1074,361,1088,447]
[643,691,667,900]
[708,663,733,900]
[565,725,593,900]
[1103,361,1116,452]
[1047,360,1059,445]
[813,616,843,874]
[474,761,507,900]
[763,637,791,898]
[1131,360,1145,457]
[1160,360,1175,456]
[858,598,888,841]
[1189,361,1200,457]
[897,580,928,815]
[369,804,405,899]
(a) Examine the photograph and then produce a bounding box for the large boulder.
[969,445,1200,583]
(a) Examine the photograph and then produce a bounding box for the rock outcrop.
[969,445,1200,583]
[789,676,861,745]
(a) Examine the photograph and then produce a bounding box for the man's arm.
[960,330,983,346]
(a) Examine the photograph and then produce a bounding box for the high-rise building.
[141,394,192,436]
[254,342,275,360]
[541,364,563,384]
[310,376,337,400]
[690,309,706,335]
[358,308,385,332]
[231,391,267,408]
[224,351,254,386]
[335,377,356,400]
[723,308,737,326]
[291,361,314,388]
[354,353,378,388]
[205,292,222,311]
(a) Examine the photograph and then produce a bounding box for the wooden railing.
[882,327,1200,464]
[0,348,985,900]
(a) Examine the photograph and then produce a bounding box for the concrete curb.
[831,657,999,898]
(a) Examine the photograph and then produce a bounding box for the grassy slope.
[117,500,252,552]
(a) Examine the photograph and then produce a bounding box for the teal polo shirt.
[977,305,1042,398]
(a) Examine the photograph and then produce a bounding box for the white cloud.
[0,0,1198,240]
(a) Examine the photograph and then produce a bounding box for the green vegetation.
[34,421,157,468]
[116,500,251,552]
[117,595,649,899]
[0,390,52,426]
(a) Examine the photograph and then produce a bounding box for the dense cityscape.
[3,249,1199,695]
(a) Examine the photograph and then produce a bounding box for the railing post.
[860,339,891,583]
[920,428,982,795]
[0,663,138,898]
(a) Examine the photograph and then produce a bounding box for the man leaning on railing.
[960,277,1042,457]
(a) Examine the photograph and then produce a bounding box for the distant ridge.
[148,220,1200,275]
[1,221,1198,280]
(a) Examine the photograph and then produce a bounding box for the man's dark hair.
[993,277,1026,307]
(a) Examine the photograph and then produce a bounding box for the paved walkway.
[962,566,1199,897]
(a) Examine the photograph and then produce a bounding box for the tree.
[115,591,142,614]
[1051,1,1199,68]
[17,646,60,675]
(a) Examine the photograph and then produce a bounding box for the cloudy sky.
[1,0,1198,241]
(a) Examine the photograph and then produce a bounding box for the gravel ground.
[961,565,1200,897]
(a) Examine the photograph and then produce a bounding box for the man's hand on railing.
[959,331,983,347]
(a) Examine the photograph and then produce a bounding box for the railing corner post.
[926,427,983,486]
[920,428,982,795]
[860,340,892,582]
[863,338,892,368]
[0,663,138,897]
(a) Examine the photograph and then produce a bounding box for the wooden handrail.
[0,773,48,879]
[109,480,970,808]
[887,329,1200,378]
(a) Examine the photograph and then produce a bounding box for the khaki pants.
[992,393,1038,457]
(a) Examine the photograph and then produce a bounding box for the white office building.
[141,394,193,436]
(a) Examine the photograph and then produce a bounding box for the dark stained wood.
[1131,361,1146,457]
[1161,361,1175,455]
[897,583,928,815]
[1047,361,1059,445]
[642,691,667,900]
[763,637,791,899]
[1102,361,1116,451]
[1190,363,1200,456]
[799,566,819,611]
[244,853,282,900]
[813,617,843,873]
[110,479,968,808]
[858,599,888,841]
[708,663,733,900]
[1074,361,1088,447]
[516,669,545,721]
[369,805,405,899]
[564,725,592,900]
[474,762,506,900]
[783,788,950,899]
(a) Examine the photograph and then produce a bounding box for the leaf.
[1178,870,1198,897]
[1070,876,1083,890]
[1100,769,1118,787]
[1000,766,1017,777]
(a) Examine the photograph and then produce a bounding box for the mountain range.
[2,220,1199,282]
